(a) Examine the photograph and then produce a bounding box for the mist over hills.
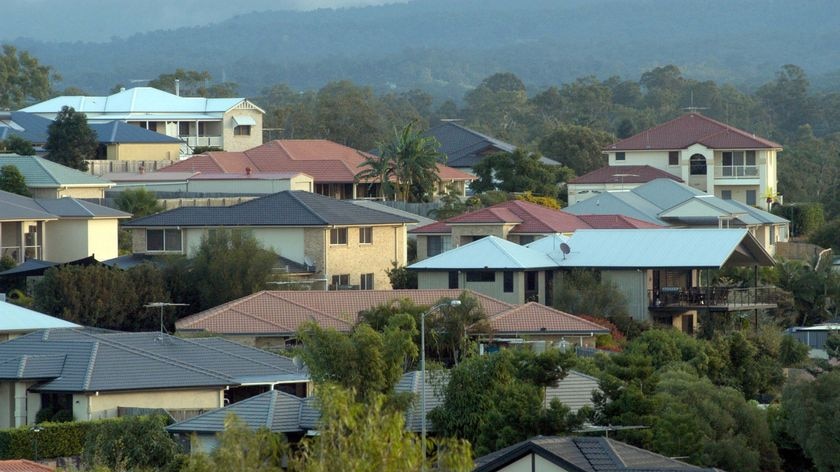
[8,0,840,99]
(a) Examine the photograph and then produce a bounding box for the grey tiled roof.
[34,197,130,218]
[167,390,306,434]
[424,122,516,168]
[0,190,56,221]
[124,190,416,228]
[0,329,306,393]
[0,111,181,144]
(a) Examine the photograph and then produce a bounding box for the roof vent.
[245,167,252,176]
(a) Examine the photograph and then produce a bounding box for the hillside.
[9,0,840,98]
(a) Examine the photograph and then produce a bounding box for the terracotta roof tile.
[486,302,611,334]
[607,113,782,151]
[0,460,55,471]
[575,214,662,229]
[569,165,684,184]
[177,290,514,335]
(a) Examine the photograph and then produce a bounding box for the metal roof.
[0,155,113,188]
[0,301,80,332]
[408,236,559,271]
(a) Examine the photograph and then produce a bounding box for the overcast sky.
[2,0,405,42]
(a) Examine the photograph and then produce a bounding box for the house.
[104,170,315,195]
[786,324,840,359]
[603,112,782,207]
[155,139,475,199]
[564,178,789,255]
[567,164,684,205]
[473,436,720,472]
[176,289,607,349]
[0,154,114,199]
[123,190,416,290]
[411,199,660,261]
[349,200,437,238]
[423,121,557,174]
[0,460,55,472]
[0,111,183,162]
[20,87,265,155]
[0,328,308,429]
[0,301,79,341]
[0,190,129,264]
[410,229,776,332]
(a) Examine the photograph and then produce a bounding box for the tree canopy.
[0,164,31,196]
[0,44,54,109]
[44,106,97,171]
[0,135,37,156]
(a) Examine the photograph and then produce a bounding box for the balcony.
[181,136,223,149]
[649,286,778,312]
[715,165,759,180]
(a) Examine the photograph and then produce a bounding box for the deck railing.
[649,286,777,309]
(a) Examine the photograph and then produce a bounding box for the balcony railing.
[715,165,759,179]
[649,286,777,310]
[181,136,223,148]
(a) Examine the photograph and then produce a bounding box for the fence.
[376,200,444,218]
[85,159,177,176]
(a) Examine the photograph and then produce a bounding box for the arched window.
[689,154,707,175]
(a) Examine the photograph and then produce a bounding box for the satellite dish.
[560,243,571,260]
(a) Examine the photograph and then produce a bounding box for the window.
[330,228,348,245]
[146,229,182,252]
[615,152,625,161]
[466,271,495,282]
[689,154,706,175]
[518,235,535,245]
[668,151,679,166]
[234,125,251,136]
[178,122,191,136]
[359,227,373,244]
[427,235,451,257]
[770,226,776,245]
[503,271,514,292]
[361,273,374,290]
[331,274,349,288]
[448,271,459,289]
[746,190,757,206]
[721,151,758,177]
[721,190,732,200]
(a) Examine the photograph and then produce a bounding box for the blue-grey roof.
[0,301,80,332]
[0,190,57,221]
[424,122,517,168]
[123,190,416,228]
[350,200,436,228]
[408,235,559,271]
[0,112,179,144]
[0,155,113,188]
[167,390,306,434]
[0,329,307,393]
[0,111,52,143]
[34,197,130,218]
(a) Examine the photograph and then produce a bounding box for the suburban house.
[473,436,719,472]
[423,121,557,174]
[21,87,264,155]
[175,289,607,350]
[156,139,475,199]
[602,112,782,207]
[410,229,776,333]
[0,111,182,162]
[0,328,309,429]
[0,154,114,199]
[564,178,790,255]
[567,164,684,205]
[0,301,79,342]
[0,190,128,263]
[411,199,659,261]
[0,459,54,472]
[104,170,314,195]
[123,190,415,290]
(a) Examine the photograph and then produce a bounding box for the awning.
[232,115,257,126]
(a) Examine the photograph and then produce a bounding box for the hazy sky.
[2,0,404,43]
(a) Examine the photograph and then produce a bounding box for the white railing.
[182,136,223,148]
[715,165,759,179]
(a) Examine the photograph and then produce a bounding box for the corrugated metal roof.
[408,236,559,270]
[0,301,79,331]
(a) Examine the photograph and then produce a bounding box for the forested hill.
[10,0,840,98]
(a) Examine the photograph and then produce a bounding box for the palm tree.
[381,121,444,202]
[355,151,395,200]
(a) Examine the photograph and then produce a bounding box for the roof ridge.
[284,191,330,225]
[266,390,278,429]
[17,355,28,378]
[176,335,296,373]
[178,291,269,328]
[82,341,99,390]
[267,292,352,325]
[33,156,62,186]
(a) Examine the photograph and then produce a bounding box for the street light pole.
[421,299,461,470]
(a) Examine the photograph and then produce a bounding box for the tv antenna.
[683,90,708,113]
[144,302,189,334]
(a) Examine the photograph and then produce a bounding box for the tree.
[379,121,444,202]
[44,106,97,171]
[782,371,840,472]
[297,317,418,403]
[0,165,31,196]
[148,69,238,97]
[355,151,395,200]
[424,292,490,366]
[114,188,163,219]
[538,124,615,175]
[183,415,285,472]
[1,135,36,155]
[315,80,381,150]
[464,72,531,141]
[188,229,277,311]
[810,218,840,250]
[0,44,54,109]
[429,348,579,456]
[471,149,570,198]
[83,414,180,471]
[386,263,418,289]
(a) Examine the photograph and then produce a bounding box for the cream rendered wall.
[43,219,88,262]
[222,106,263,152]
[32,187,109,199]
[86,389,223,421]
[494,454,569,472]
[251,227,305,262]
[290,175,315,192]
[108,143,181,161]
[86,218,121,260]
[608,150,673,172]
[187,179,292,194]
[326,225,407,290]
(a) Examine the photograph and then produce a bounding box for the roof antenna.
[683,90,708,114]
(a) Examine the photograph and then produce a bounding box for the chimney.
[245,167,252,176]
[175,79,180,96]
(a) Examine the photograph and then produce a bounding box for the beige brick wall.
[222,106,263,152]
[303,227,327,276]
[450,223,517,247]
[325,225,407,290]
[108,142,181,161]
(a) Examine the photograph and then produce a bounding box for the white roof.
[21,87,261,119]
[408,235,559,270]
[0,301,80,332]
[555,228,774,269]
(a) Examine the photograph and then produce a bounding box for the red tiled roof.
[0,460,55,472]
[606,113,782,151]
[411,200,657,234]
[162,139,474,183]
[485,302,611,334]
[568,165,684,184]
[176,289,514,335]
